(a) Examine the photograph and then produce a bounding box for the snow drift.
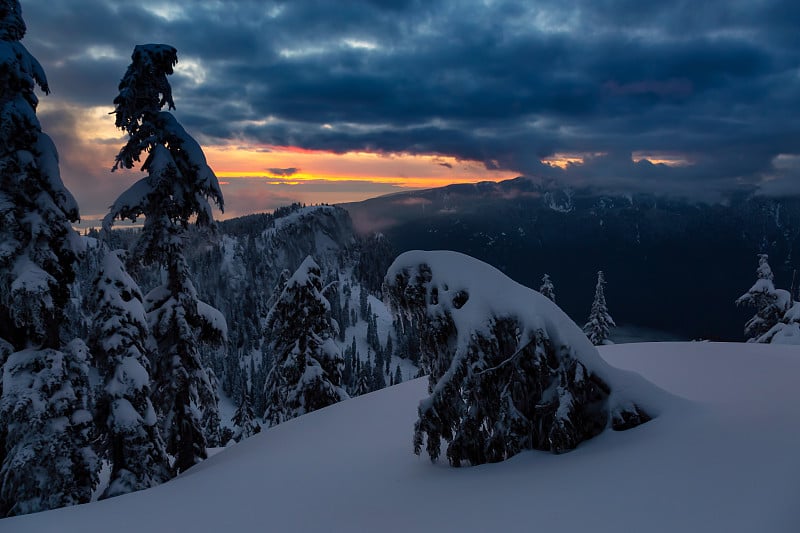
[384,250,665,465]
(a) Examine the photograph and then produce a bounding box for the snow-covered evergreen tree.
[757,301,800,344]
[393,364,403,385]
[263,256,348,425]
[0,340,98,516]
[385,252,651,467]
[583,271,615,345]
[0,1,81,351]
[736,254,791,342]
[539,273,556,303]
[232,388,261,442]
[88,250,172,498]
[0,2,98,515]
[104,44,226,474]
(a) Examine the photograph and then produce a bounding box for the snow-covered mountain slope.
[6,342,799,533]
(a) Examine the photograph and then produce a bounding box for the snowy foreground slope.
[6,343,800,533]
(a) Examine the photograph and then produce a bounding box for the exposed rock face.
[384,250,652,466]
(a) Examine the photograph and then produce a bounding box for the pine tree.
[232,387,261,442]
[385,332,394,360]
[0,341,98,516]
[757,301,800,344]
[736,254,791,342]
[263,257,348,425]
[0,0,81,351]
[89,250,172,498]
[583,271,615,345]
[371,348,386,390]
[539,273,556,303]
[385,252,650,467]
[359,286,369,320]
[393,364,403,385]
[354,356,372,397]
[0,2,99,515]
[104,44,226,474]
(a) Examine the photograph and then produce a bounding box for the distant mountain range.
[342,177,800,341]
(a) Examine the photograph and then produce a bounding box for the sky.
[19,0,800,219]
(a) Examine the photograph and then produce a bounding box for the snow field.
[5,342,799,532]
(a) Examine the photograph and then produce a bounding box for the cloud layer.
[22,0,800,210]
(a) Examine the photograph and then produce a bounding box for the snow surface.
[5,342,800,532]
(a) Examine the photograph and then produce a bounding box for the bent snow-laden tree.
[736,254,791,343]
[0,1,97,516]
[89,250,172,498]
[385,251,657,467]
[583,271,615,346]
[104,44,226,474]
[263,256,348,426]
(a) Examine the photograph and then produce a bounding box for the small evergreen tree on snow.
[736,254,791,342]
[583,271,615,345]
[263,256,348,425]
[539,273,556,303]
[104,44,227,474]
[232,388,261,442]
[371,348,386,390]
[89,250,172,499]
[0,2,98,515]
[393,364,403,385]
[354,357,372,397]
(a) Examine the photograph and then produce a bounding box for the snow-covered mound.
[5,342,799,532]
[384,250,664,464]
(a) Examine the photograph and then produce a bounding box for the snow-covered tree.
[0,0,81,351]
[0,340,98,516]
[385,251,651,467]
[393,364,403,385]
[232,388,261,442]
[539,273,556,303]
[757,301,800,345]
[736,254,791,342]
[0,2,97,515]
[88,250,172,498]
[263,256,348,425]
[104,44,226,474]
[583,271,615,345]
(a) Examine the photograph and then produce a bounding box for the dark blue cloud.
[20,0,800,199]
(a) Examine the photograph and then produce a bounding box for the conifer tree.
[1,340,98,516]
[736,254,791,342]
[354,357,372,397]
[232,387,261,442]
[0,2,98,515]
[104,44,226,473]
[757,301,800,344]
[89,250,172,498]
[539,273,556,303]
[372,348,386,390]
[583,271,615,345]
[393,364,403,385]
[263,256,348,425]
[359,286,369,319]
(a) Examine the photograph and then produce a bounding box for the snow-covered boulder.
[384,250,660,466]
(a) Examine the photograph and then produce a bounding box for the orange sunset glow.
[207,145,518,189]
[45,101,519,219]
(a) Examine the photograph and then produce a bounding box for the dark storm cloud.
[267,167,299,177]
[22,0,800,197]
